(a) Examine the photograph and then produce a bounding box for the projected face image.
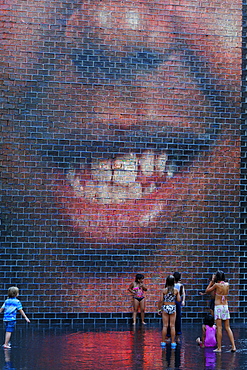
[1,0,241,246]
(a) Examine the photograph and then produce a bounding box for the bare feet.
[213,348,221,352]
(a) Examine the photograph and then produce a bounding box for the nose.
[66,0,177,54]
[65,1,179,131]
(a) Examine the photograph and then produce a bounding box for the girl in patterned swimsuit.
[158,275,181,348]
[128,274,147,325]
[206,270,236,352]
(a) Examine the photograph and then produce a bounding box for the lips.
[57,128,213,242]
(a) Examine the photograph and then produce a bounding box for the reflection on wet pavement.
[1,324,246,369]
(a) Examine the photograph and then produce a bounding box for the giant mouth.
[56,121,219,237]
[65,127,213,204]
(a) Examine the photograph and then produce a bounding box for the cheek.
[175,1,242,86]
[0,0,53,80]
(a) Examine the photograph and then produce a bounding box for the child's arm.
[158,290,164,312]
[206,281,216,294]
[181,285,185,306]
[0,307,4,314]
[140,283,147,291]
[176,288,181,302]
[201,325,206,348]
[128,283,135,294]
[18,309,30,323]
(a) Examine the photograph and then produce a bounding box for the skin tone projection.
[1,0,241,312]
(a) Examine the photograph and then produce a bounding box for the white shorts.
[214,305,230,320]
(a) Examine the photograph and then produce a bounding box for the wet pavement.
[1,323,247,369]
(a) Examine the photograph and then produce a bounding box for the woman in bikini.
[128,274,147,325]
[158,275,181,348]
[206,270,236,352]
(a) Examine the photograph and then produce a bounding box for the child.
[196,314,217,348]
[128,274,147,325]
[206,270,236,352]
[199,274,216,316]
[173,272,185,339]
[0,286,30,349]
[158,275,181,348]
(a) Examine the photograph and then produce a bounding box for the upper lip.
[49,123,219,173]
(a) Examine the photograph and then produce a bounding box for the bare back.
[214,282,229,305]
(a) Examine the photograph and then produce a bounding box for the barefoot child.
[206,271,236,352]
[0,287,30,349]
[196,314,217,348]
[173,271,185,340]
[128,274,147,325]
[158,275,181,348]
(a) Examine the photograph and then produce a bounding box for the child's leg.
[214,319,222,352]
[139,298,146,324]
[4,332,12,348]
[175,301,182,341]
[132,299,139,324]
[169,313,176,344]
[162,313,169,342]
[224,320,236,351]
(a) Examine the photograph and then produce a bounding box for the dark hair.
[135,274,144,282]
[173,272,181,282]
[214,270,225,283]
[203,314,214,327]
[165,275,175,294]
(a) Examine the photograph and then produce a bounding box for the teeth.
[66,151,176,204]
[113,153,138,185]
[110,182,142,203]
[85,182,142,203]
[167,162,176,178]
[97,182,113,204]
[155,153,168,175]
[142,182,157,196]
[125,182,142,200]
[91,159,112,182]
[84,181,98,202]
[139,204,164,227]
[67,170,84,197]
[139,151,154,176]
[67,170,76,182]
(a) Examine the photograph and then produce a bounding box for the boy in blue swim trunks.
[0,287,30,349]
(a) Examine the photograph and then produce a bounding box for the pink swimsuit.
[204,325,217,347]
[133,286,144,301]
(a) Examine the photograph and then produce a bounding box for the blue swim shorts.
[4,320,16,333]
